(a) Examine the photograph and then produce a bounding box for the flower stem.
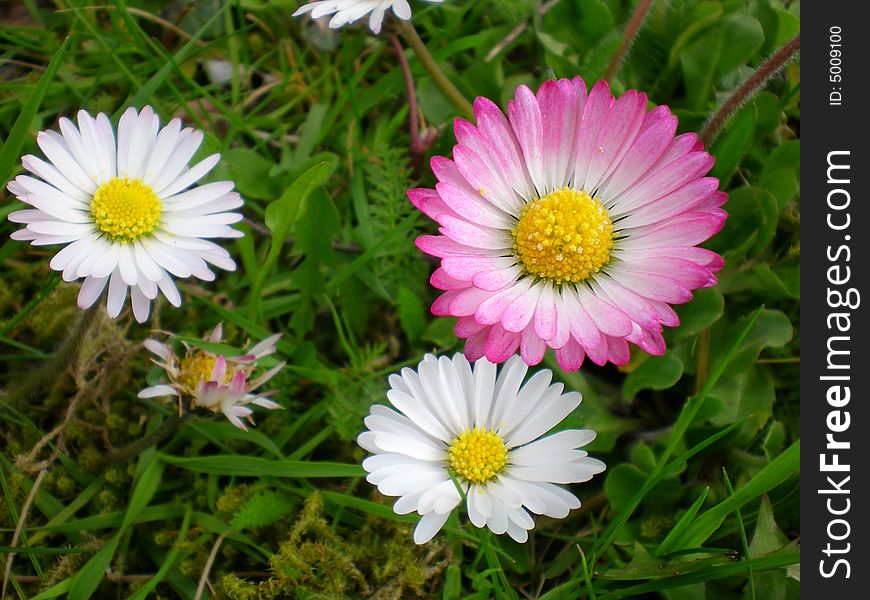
[396,19,475,121]
[390,33,439,172]
[700,33,800,145]
[604,0,654,82]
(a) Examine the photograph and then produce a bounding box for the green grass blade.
[0,36,71,188]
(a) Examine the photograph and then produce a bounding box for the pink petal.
[507,84,545,193]
[408,187,452,220]
[520,326,547,365]
[484,324,521,363]
[436,181,509,228]
[555,338,585,371]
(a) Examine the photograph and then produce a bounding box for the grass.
[0,0,800,598]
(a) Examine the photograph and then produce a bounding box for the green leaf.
[396,286,428,343]
[681,14,764,110]
[657,487,711,556]
[225,147,282,200]
[623,352,684,399]
[251,160,335,319]
[674,288,725,338]
[748,495,791,558]
[708,186,778,260]
[669,441,799,550]
[263,160,335,269]
[710,365,776,438]
[68,457,163,599]
[0,36,70,188]
[710,103,756,185]
[760,140,800,208]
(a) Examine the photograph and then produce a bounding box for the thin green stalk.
[396,20,475,121]
[589,307,764,569]
[723,469,756,600]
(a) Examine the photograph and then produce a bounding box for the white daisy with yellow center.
[7,107,243,322]
[293,0,444,34]
[359,353,605,544]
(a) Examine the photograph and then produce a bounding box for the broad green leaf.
[681,14,764,110]
[623,352,684,399]
[710,103,756,185]
[674,288,724,338]
[604,464,681,514]
[263,160,335,269]
[707,186,778,261]
[748,495,791,558]
[224,147,282,199]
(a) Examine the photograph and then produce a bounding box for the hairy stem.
[5,304,99,407]
[604,0,654,82]
[390,34,438,172]
[700,33,801,145]
[396,19,475,121]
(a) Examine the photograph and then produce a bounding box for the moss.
[214,492,450,600]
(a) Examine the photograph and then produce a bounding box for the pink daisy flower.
[410,78,726,371]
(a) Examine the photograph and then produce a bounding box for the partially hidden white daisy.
[7,107,243,323]
[293,0,444,34]
[359,353,605,544]
[138,323,284,430]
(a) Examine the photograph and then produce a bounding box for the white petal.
[106,269,128,318]
[414,511,450,544]
[131,284,152,322]
[138,384,179,398]
[156,154,220,197]
[156,272,182,307]
[77,276,108,309]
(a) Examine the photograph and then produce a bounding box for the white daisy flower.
[138,323,285,430]
[359,353,605,544]
[293,0,444,34]
[7,107,244,323]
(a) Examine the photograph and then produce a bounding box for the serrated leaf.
[749,495,791,557]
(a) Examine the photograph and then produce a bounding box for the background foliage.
[0,0,800,598]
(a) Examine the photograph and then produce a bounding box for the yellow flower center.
[513,188,615,284]
[447,428,508,485]
[90,177,162,243]
[178,353,232,390]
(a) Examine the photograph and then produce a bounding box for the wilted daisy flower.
[411,78,726,370]
[138,324,284,430]
[359,353,604,544]
[293,0,444,34]
[7,107,243,323]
